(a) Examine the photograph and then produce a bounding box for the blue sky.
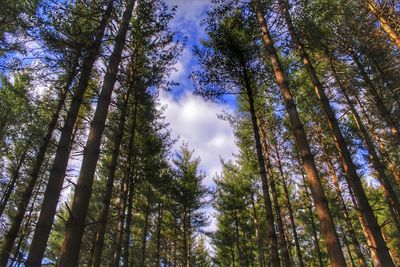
[162,0,238,185]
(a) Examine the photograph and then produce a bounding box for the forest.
[0,0,399,266]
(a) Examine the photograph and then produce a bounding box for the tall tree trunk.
[0,150,27,219]
[0,58,78,266]
[91,85,133,267]
[251,195,266,267]
[242,63,280,266]
[350,50,400,145]
[259,120,291,267]
[253,1,346,265]
[274,143,304,267]
[58,1,135,265]
[121,97,139,267]
[140,192,151,267]
[365,0,400,49]
[331,62,400,227]
[154,202,163,267]
[325,155,368,267]
[26,2,114,265]
[111,90,138,267]
[279,1,394,264]
[233,209,245,267]
[111,175,128,267]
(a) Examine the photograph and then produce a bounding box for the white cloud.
[159,90,237,185]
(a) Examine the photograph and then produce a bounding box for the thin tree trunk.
[331,62,400,227]
[140,192,151,267]
[350,50,400,145]
[26,2,113,265]
[242,64,280,266]
[274,143,304,267]
[154,202,163,267]
[253,1,346,265]
[0,150,27,219]
[251,195,266,267]
[121,97,139,267]
[366,0,400,49]
[91,85,132,267]
[111,176,128,267]
[259,120,291,267]
[58,1,135,265]
[280,1,394,264]
[112,92,138,267]
[325,155,368,267]
[233,209,245,267]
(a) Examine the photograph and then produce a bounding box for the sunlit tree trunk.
[274,143,304,267]
[91,86,132,267]
[259,120,291,267]
[26,2,114,265]
[58,1,135,265]
[253,1,345,265]
[242,64,280,265]
[365,0,400,49]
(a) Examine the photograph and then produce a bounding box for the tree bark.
[140,190,151,267]
[26,2,114,265]
[365,0,400,49]
[350,50,400,145]
[91,87,132,267]
[242,65,280,266]
[279,1,394,264]
[250,195,266,267]
[259,120,291,267]
[274,143,304,267]
[57,0,135,264]
[253,1,346,265]
[331,62,400,227]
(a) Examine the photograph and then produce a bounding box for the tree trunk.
[274,143,304,267]
[111,175,128,267]
[365,0,400,49]
[140,192,151,267]
[325,154,368,267]
[58,1,135,265]
[259,120,291,267]
[121,97,139,267]
[233,209,245,267]
[242,63,280,266]
[331,62,400,228]
[350,50,400,145]
[154,202,163,267]
[279,1,394,264]
[91,88,132,267]
[26,2,114,265]
[253,1,346,265]
[0,150,27,219]
[251,195,266,267]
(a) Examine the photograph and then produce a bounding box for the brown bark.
[26,2,114,265]
[331,63,400,228]
[366,0,400,49]
[57,1,135,265]
[325,154,368,267]
[274,143,304,267]
[259,120,291,267]
[350,50,400,145]
[154,202,163,267]
[90,87,132,267]
[242,65,280,266]
[253,1,346,265]
[251,195,266,267]
[280,1,394,264]
[140,190,151,267]
[0,150,27,219]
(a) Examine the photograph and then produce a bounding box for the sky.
[162,0,238,184]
